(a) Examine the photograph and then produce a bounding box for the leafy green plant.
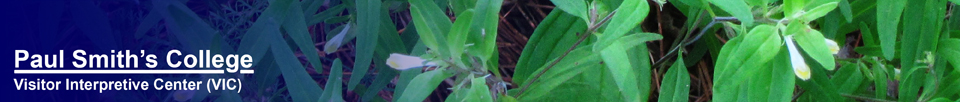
[133,0,960,101]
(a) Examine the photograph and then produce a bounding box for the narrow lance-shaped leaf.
[788,22,837,70]
[876,0,905,61]
[281,1,328,88]
[462,77,494,102]
[717,24,781,86]
[838,0,853,23]
[549,0,589,24]
[767,48,796,102]
[713,24,782,102]
[799,2,839,22]
[899,0,946,101]
[468,0,504,62]
[446,9,476,63]
[599,33,662,102]
[939,39,960,71]
[518,33,662,101]
[518,49,602,100]
[397,69,453,102]
[449,0,475,14]
[593,0,649,52]
[784,0,807,19]
[859,22,878,46]
[513,9,586,85]
[269,31,323,102]
[408,0,453,52]
[600,42,643,102]
[873,59,889,99]
[659,53,690,102]
[712,36,745,102]
[347,0,383,91]
[318,59,346,102]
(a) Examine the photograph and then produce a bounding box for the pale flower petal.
[786,36,812,80]
[386,53,436,70]
[825,39,840,54]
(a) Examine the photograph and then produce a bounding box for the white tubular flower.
[386,53,437,70]
[825,39,840,54]
[785,36,812,80]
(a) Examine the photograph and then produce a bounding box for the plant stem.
[516,11,617,97]
[652,17,738,70]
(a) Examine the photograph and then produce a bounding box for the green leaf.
[712,35,745,102]
[302,0,323,16]
[307,5,347,25]
[765,49,796,102]
[929,98,955,102]
[799,2,838,22]
[709,0,754,26]
[838,0,853,23]
[514,9,587,85]
[392,68,422,101]
[784,0,808,19]
[550,0,589,23]
[876,0,905,61]
[831,63,864,95]
[900,0,946,101]
[449,0,475,14]
[599,33,661,102]
[347,0,383,91]
[408,0,453,54]
[746,0,768,8]
[939,39,960,72]
[787,22,836,70]
[795,57,843,102]
[675,0,703,7]
[518,33,661,101]
[518,49,602,100]
[873,59,889,99]
[151,0,217,50]
[319,59,345,102]
[238,0,285,94]
[935,69,960,98]
[270,31,323,102]
[359,65,398,102]
[467,0,504,62]
[713,25,783,102]
[739,25,783,69]
[804,0,840,10]
[447,9,476,62]
[364,8,410,101]
[397,69,453,102]
[462,77,494,102]
[599,43,643,102]
[500,95,519,102]
[855,45,884,57]
[594,0,649,52]
[659,54,690,102]
[859,22,878,46]
[280,2,327,90]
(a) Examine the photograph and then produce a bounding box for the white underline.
[13,70,255,74]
